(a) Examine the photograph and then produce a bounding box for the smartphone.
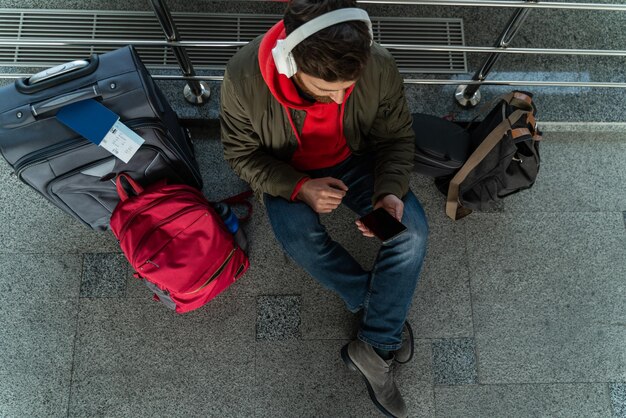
[358,207,407,244]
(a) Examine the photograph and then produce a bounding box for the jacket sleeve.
[367,54,415,204]
[220,71,308,200]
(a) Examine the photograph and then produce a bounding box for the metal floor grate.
[0,9,466,73]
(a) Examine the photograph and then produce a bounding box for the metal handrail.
[2,38,625,57]
[357,0,626,11]
[3,73,625,89]
[455,0,532,106]
[148,0,210,104]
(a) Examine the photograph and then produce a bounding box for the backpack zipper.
[132,205,208,266]
[184,247,236,295]
[116,189,192,243]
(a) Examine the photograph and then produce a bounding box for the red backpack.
[110,173,250,313]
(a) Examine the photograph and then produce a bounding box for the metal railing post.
[148,0,210,105]
[455,0,536,107]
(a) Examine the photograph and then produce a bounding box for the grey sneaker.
[341,340,408,418]
[394,321,414,364]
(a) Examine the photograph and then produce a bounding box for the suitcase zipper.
[13,119,161,177]
[14,139,89,176]
[45,155,116,209]
[127,119,203,188]
[184,247,236,294]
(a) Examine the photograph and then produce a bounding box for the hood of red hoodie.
[258,21,316,110]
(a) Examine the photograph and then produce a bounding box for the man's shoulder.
[225,35,263,82]
[369,43,396,69]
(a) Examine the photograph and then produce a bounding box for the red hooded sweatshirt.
[258,21,355,199]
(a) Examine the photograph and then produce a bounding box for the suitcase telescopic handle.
[30,85,101,118]
[15,54,99,95]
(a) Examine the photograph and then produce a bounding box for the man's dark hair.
[283,0,372,82]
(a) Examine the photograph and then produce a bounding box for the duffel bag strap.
[446,109,528,220]
[219,190,254,222]
[463,91,530,130]
[115,172,144,201]
[510,92,533,110]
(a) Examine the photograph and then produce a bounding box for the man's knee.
[264,197,327,250]
[400,195,429,252]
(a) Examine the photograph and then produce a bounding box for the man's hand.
[297,177,348,213]
[355,194,404,238]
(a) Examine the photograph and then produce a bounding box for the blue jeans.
[264,155,428,350]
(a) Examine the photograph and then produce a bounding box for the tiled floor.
[0,130,624,417]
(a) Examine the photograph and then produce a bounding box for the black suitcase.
[412,113,471,177]
[0,46,203,231]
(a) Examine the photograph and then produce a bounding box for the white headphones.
[272,8,373,78]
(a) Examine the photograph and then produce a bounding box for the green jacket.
[220,35,415,204]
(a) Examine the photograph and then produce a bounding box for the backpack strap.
[511,127,532,142]
[445,109,529,220]
[115,173,144,201]
[219,190,254,222]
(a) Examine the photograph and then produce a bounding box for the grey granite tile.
[504,132,626,212]
[166,0,286,14]
[124,260,152,299]
[539,122,626,133]
[409,172,449,219]
[158,78,221,119]
[72,297,255,377]
[70,295,256,415]
[256,295,301,340]
[69,370,255,417]
[578,55,626,84]
[0,371,72,418]
[465,212,626,383]
[409,258,473,339]
[0,300,78,374]
[191,136,250,202]
[0,0,153,10]
[398,339,436,418]
[0,300,77,417]
[403,203,474,339]
[611,383,626,418]
[567,11,626,51]
[0,160,119,254]
[435,383,613,418]
[80,253,128,298]
[254,339,434,418]
[467,53,580,79]
[300,288,359,340]
[0,253,82,300]
[471,264,626,383]
[465,212,626,274]
[624,211,626,229]
[557,88,626,123]
[432,338,477,385]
